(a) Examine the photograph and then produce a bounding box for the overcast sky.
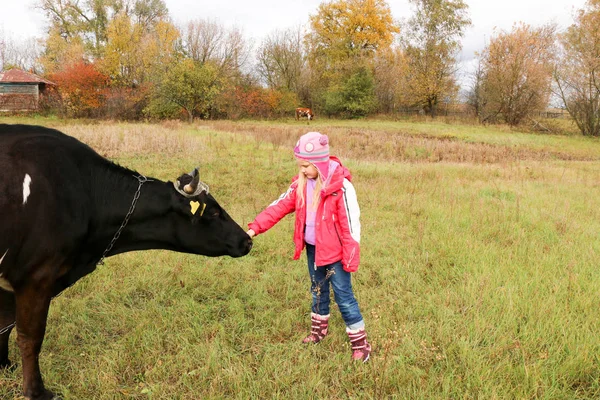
[0,0,589,82]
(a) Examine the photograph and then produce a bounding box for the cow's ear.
[173,170,209,197]
[175,170,194,189]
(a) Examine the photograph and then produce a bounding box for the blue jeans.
[305,244,364,330]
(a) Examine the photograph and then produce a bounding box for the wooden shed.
[0,68,55,112]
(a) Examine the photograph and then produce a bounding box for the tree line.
[1,0,600,136]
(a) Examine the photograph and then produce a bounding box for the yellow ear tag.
[190,201,200,215]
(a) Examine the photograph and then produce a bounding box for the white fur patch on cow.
[23,174,32,205]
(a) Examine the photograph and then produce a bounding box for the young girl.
[246,131,371,362]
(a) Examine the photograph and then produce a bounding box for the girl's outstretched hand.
[246,229,256,238]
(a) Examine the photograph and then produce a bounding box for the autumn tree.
[554,0,600,136]
[150,59,222,122]
[307,0,399,64]
[132,0,169,31]
[37,0,169,67]
[38,26,87,74]
[465,58,485,117]
[217,85,298,119]
[143,20,181,80]
[183,19,251,81]
[306,0,399,116]
[36,0,177,118]
[478,23,556,126]
[256,26,305,93]
[101,13,143,86]
[101,14,179,87]
[37,0,117,58]
[403,0,471,117]
[373,45,409,112]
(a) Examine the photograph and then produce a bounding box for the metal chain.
[97,174,152,266]
[0,174,152,335]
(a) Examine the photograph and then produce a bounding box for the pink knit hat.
[294,132,330,178]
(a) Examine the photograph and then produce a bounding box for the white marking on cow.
[0,249,14,292]
[23,174,32,205]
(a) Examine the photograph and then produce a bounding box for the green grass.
[1,118,600,399]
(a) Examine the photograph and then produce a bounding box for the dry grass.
[52,122,204,159]
[201,120,596,164]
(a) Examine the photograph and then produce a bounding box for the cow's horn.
[184,168,200,194]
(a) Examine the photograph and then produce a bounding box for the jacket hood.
[321,156,351,197]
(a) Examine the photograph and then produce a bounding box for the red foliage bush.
[48,62,110,117]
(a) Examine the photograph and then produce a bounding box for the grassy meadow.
[1,116,600,399]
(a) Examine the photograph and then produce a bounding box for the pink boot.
[347,328,372,362]
[302,313,330,344]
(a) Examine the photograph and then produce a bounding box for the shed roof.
[0,68,55,85]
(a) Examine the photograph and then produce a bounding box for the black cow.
[0,124,252,400]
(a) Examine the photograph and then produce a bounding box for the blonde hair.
[296,169,323,210]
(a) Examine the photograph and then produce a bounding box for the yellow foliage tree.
[403,0,470,117]
[479,23,556,126]
[39,26,87,74]
[307,0,399,63]
[37,0,170,75]
[306,0,400,112]
[102,13,143,86]
[101,14,179,87]
[373,46,410,112]
[139,20,180,81]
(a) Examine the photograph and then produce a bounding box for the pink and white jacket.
[248,156,361,272]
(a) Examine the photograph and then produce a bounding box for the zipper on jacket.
[347,248,355,268]
[333,216,343,246]
[331,215,344,247]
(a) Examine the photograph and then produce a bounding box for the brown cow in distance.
[295,107,314,121]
